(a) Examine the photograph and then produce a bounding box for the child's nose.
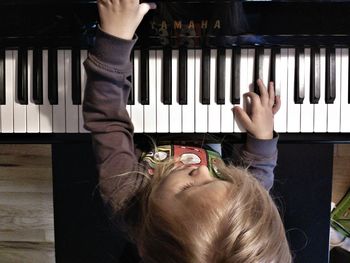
[190,165,211,179]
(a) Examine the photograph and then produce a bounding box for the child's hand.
[233,79,281,140]
[98,0,156,40]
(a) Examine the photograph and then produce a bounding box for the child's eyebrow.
[182,181,232,209]
[189,180,231,194]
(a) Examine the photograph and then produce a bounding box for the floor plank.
[0,242,55,263]
[332,144,350,204]
[0,145,54,263]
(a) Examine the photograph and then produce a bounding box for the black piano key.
[294,47,305,104]
[48,48,58,105]
[326,47,336,104]
[310,47,321,104]
[179,48,187,105]
[17,48,28,105]
[269,47,280,85]
[71,48,81,105]
[33,48,43,105]
[128,51,135,105]
[140,49,149,105]
[254,47,264,95]
[0,49,5,105]
[216,48,225,104]
[231,47,240,104]
[162,48,172,105]
[201,48,210,105]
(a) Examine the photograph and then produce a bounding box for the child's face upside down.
[150,165,231,217]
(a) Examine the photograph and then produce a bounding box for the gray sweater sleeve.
[83,28,145,212]
[240,132,279,191]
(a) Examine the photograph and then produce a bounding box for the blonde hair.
[121,159,293,263]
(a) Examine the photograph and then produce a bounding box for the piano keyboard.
[0,47,350,134]
[0,49,88,133]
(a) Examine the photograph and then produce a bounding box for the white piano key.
[234,49,248,133]
[262,48,271,87]
[144,50,157,133]
[1,50,14,133]
[182,50,195,133]
[298,48,305,103]
[300,48,314,132]
[65,50,79,133]
[125,54,131,117]
[13,50,27,133]
[156,50,169,133]
[247,49,255,91]
[53,50,66,132]
[233,48,254,133]
[131,50,144,133]
[287,48,301,132]
[126,64,131,117]
[27,50,40,133]
[79,50,89,133]
[208,49,221,133]
[340,48,350,132]
[327,48,341,132]
[221,49,234,133]
[126,103,131,117]
[195,49,208,133]
[169,50,182,133]
[274,48,287,133]
[40,50,53,133]
[314,48,327,132]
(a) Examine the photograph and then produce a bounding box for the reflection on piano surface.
[0,0,350,142]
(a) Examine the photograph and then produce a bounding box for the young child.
[83,1,292,262]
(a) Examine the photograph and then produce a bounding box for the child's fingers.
[257,79,268,103]
[232,106,253,130]
[268,81,275,105]
[97,0,112,9]
[244,92,261,112]
[138,2,157,16]
[98,0,110,6]
[147,2,157,9]
[244,91,261,105]
[272,95,281,115]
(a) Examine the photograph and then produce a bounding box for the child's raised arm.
[233,80,281,190]
[83,0,155,212]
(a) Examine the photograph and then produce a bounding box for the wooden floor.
[332,144,350,204]
[0,144,349,263]
[0,145,55,263]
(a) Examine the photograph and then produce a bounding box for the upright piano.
[0,0,347,262]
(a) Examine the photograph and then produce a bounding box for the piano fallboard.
[1,1,350,48]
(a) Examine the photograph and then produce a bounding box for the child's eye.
[181,183,194,191]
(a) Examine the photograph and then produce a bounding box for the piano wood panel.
[0,144,55,263]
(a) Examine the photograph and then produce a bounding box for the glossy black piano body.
[1,0,350,141]
[0,1,346,263]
